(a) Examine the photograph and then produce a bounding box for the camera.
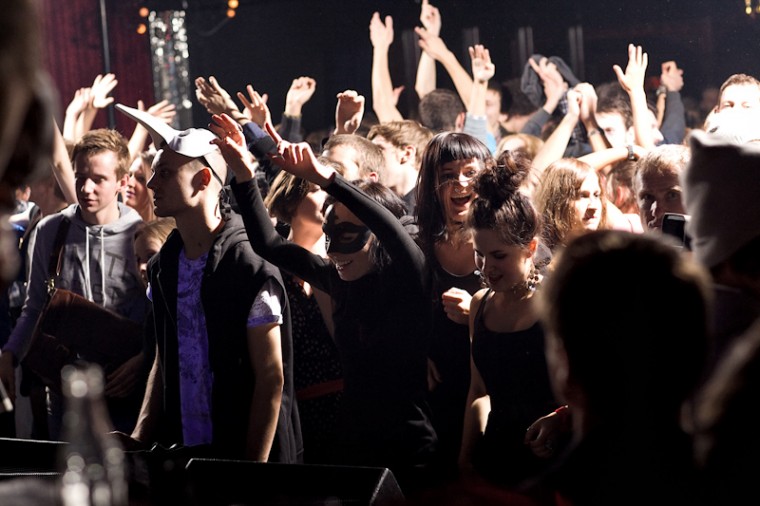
[661,213,691,251]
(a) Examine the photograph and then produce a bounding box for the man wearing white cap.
[682,129,760,368]
[115,104,301,462]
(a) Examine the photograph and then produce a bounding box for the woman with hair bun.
[458,151,562,491]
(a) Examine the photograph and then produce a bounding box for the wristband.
[656,84,668,97]
[587,128,600,137]
[627,144,636,161]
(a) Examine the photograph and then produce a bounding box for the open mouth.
[451,194,472,207]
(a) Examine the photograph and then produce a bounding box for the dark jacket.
[148,213,302,462]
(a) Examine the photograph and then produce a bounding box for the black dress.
[282,272,343,464]
[471,289,559,487]
[425,259,481,480]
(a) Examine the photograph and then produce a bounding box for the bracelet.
[656,84,668,97]
[627,144,636,161]
[587,128,600,137]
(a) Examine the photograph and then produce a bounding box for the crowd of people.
[1,0,759,504]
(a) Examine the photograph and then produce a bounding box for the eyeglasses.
[436,175,474,191]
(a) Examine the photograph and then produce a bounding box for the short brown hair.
[367,120,434,170]
[264,171,315,225]
[71,128,131,179]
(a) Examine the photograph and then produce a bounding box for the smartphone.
[661,213,691,250]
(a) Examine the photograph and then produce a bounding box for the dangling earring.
[526,263,540,293]
[512,262,540,298]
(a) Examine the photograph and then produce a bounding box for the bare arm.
[414,26,473,107]
[578,145,647,174]
[613,44,655,149]
[130,348,162,446]
[414,0,441,99]
[52,118,77,204]
[532,88,582,174]
[246,322,284,461]
[370,12,404,123]
[468,44,495,118]
[575,82,609,152]
[79,73,118,136]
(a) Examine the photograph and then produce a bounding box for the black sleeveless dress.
[471,289,560,487]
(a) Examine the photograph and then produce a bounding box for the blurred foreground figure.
[0,0,57,289]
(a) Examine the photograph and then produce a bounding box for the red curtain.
[40,0,154,136]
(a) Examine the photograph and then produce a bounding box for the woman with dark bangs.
[414,131,494,481]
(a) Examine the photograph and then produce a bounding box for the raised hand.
[469,44,495,84]
[285,76,317,116]
[90,73,118,109]
[369,12,394,49]
[566,88,582,118]
[334,90,365,135]
[209,113,256,182]
[140,99,177,125]
[237,84,271,127]
[264,123,334,186]
[65,87,92,118]
[195,75,240,116]
[574,82,598,123]
[613,44,648,94]
[530,57,567,113]
[414,26,450,62]
[660,60,684,92]
[420,0,441,37]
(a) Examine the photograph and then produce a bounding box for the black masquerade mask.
[322,206,371,254]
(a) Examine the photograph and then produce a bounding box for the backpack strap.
[46,217,71,298]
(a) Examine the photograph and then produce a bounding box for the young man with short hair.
[0,128,147,437]
[116,104,301,462]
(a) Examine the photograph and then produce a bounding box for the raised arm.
[468,44,495,118]
[79,73,118,136]
[575,82,608,152]
[370,12,404,123]
[209,114,332,291]
[414,25,473,106]
[532,88,582,174]
[62,87,91,143]
[414,0,441,99]
[659,60,686,144]
[52,118,77,204]
[613,44,655,149]
[520,57,567,137]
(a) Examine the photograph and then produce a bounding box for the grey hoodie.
[4,202,146,360]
